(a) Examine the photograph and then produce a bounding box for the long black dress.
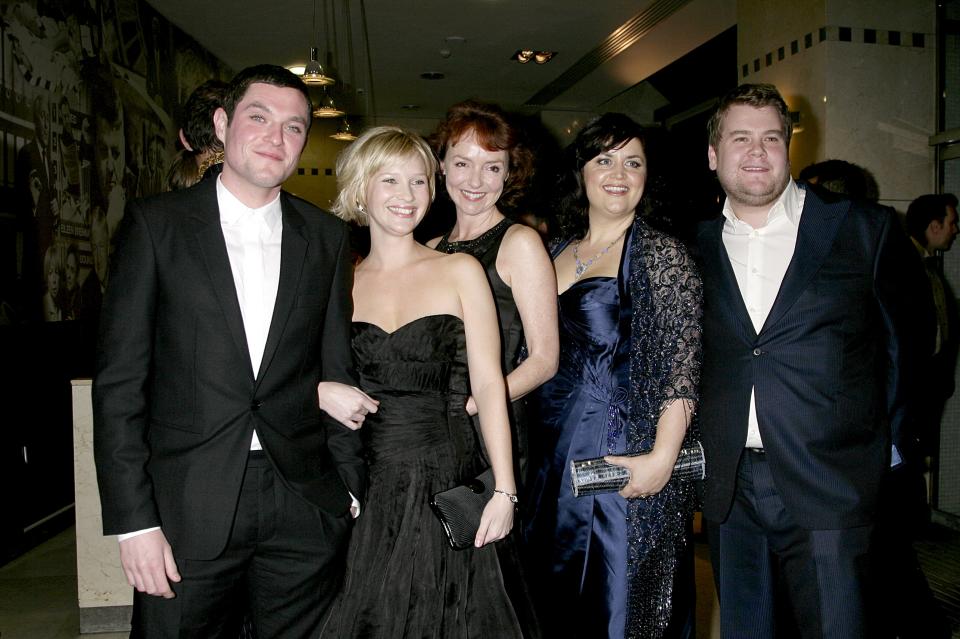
[319,314,521,639]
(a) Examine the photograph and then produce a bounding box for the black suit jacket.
[696,184,925,529]
[93,177,364,559]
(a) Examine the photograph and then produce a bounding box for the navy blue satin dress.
[525,276,632,639]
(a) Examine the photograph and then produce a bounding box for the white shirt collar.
[911,236,934,258]
[216,175,282,232]
[721,179,803,230]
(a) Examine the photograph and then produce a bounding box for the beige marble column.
[736,0,936,209]
[72,379,132,633]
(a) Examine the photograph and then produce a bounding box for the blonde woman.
[320,126,521,638]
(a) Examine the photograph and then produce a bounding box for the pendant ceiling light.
[303,47,334,86]
[302,0,335,86]
[330,118,357,141]
[313,89,344,118]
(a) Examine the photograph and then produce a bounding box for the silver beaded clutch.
[570,442,705,497]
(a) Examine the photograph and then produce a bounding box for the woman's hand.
[474,492,516,547]
[605,450,675,499]
[316,381,379,430]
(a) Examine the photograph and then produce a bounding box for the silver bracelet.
[493,488,518,504]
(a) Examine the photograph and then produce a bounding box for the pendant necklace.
[573,227,628,281]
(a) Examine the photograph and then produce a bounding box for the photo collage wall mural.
[0,0,230,326]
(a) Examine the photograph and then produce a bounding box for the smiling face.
[441,129,508,219]
[214,82,310,206]
[582,137,646,221]
[708,104,791,219]
[364,154,431,238]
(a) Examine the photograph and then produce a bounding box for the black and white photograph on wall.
[0,0,229,328]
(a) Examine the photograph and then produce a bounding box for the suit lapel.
[189,181,254,379]
[704,217,758,340]
[760,186,848,334]
[256,194,307,385]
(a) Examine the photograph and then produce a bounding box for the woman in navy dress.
[524,113,702,639]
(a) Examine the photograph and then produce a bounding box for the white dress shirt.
[721,180,805,449]
[217,176,283,451]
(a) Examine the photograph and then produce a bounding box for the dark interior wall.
[0,0,230,561]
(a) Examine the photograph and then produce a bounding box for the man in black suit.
[697,84,923,638]
[94,65,376,638]
[906,193,959,455]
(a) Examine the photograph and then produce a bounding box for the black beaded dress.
[435,218,528,480]
[524,220,702,639]
[319,314,521,639]
[436,218,542,638]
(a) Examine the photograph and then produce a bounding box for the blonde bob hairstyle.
[333,125,438,225]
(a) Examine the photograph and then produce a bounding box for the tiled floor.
[0,527,125,639]
[0,524,956,638]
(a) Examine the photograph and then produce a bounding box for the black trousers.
[131,454,352,639]
[708,450,873,639]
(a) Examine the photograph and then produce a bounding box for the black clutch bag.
[570,442,705,497]
[429,468,495,550]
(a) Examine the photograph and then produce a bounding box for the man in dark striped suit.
[697,83,926,638]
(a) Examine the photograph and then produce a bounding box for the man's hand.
[317,382,379,430]
[118,529,180,599]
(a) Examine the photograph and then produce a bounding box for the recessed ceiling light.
[511,49,556,64]
[420,72,445,80]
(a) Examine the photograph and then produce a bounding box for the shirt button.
[251,400,262,411]
[752,348,762,356]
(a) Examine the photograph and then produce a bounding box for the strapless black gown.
[319,314,521,639]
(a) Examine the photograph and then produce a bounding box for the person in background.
[906,193,960,440]
[525,113,702,639]
[429,99,558,638]
[798,158,880,202]
[166,79,227,190]
[697,83,926,638]
[93,65,367,638]
[320,125,521,638]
